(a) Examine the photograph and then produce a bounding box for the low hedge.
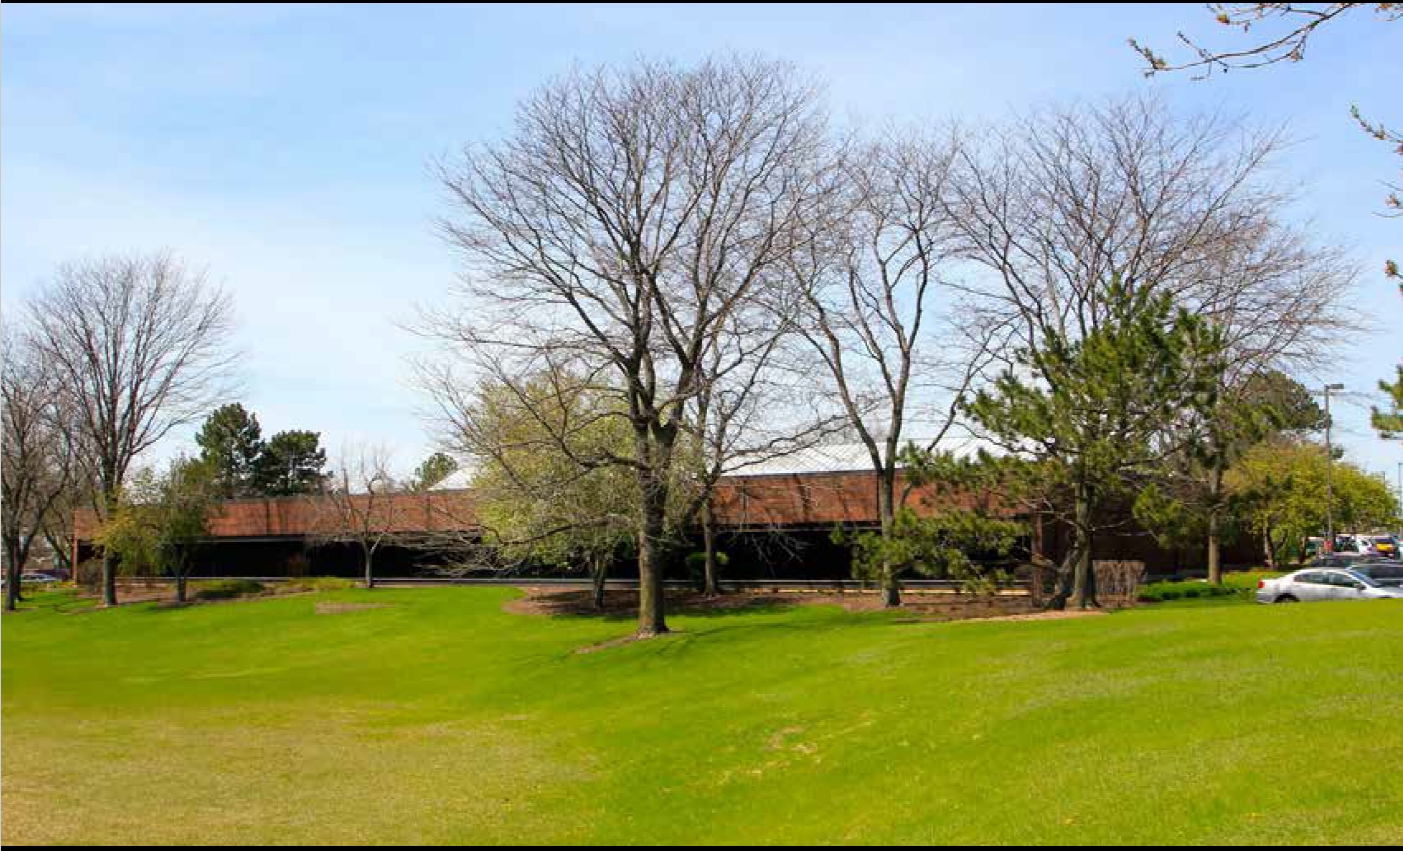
[283,577,358,592]
[1137,570,1283,603]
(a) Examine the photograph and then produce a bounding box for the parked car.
[1351,561,1403,588]
[1256,568,1403,603]
[19,571,60,584]
[1333,535,1375,556]
[1368,535,1400,559]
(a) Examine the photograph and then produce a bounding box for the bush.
[194,579,265,600]
[1221,570,1282,591]
[285,576,356,593]
[1135,571,1281,604]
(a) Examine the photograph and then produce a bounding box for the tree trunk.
[591,557,607,611]
[635,471,669,638]
[876,468,900,608]
[1205,460,1224,585]
[46,529,73,578]
[1264,521,1284,569]
[1043,544,1079,611]
[4,547,20,612]
[702,496,720,597]
[1071,485,1096,610]
[4,537,27,606]
[101,550,118,607]
[96,481,120,607]
[364,549,375,590]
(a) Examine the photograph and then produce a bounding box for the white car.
[1256,568,1403,604]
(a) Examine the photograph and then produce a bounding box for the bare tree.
[679,299,846,595]
[1,330,79,610]
[24,253,238,606]
[424,56,830,637]
[1129,3,1393,78]
[313,444,404,590]
[949,96,1354,604]
[1131,3,1401,287]
[787,129,1003,607]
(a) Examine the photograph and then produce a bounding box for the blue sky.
[2,3,1399,482]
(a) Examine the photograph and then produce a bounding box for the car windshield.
[1343,570,1382,588]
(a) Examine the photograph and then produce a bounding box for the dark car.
[1351,561,1403,588]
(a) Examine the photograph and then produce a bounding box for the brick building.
[72,444,1256,580]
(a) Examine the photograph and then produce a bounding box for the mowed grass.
[3,588,1401,845]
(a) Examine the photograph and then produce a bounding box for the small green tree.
[94,474,160,588]
[97,457,216,603]
[965,276,1221,609]
[836,447,1025,596]
[410,452,459,492]
[195,403,264,498]
[462,373,638,610]
[255,430,327,496]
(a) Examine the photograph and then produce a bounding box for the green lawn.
[3,587,1401,845]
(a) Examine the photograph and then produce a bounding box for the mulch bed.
[502,586,1088,623]
[503,588,790,618]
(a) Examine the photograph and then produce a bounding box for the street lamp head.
[1325,383,1345,391]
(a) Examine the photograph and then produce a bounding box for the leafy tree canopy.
[1226,438,1400,566]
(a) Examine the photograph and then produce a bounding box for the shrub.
[75,560,103,588]
[282,576,358,593]
[1135,572,1279,604]
[1093,559,1146,600]
[194,579,265,600]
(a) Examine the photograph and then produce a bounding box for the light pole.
[1318,383,1345,553]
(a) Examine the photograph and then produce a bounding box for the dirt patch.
[808,592,1033,618]
[503,588,791,619]
[502,586,1076,623]
[314,602,389,615]
[76,584,174,605]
